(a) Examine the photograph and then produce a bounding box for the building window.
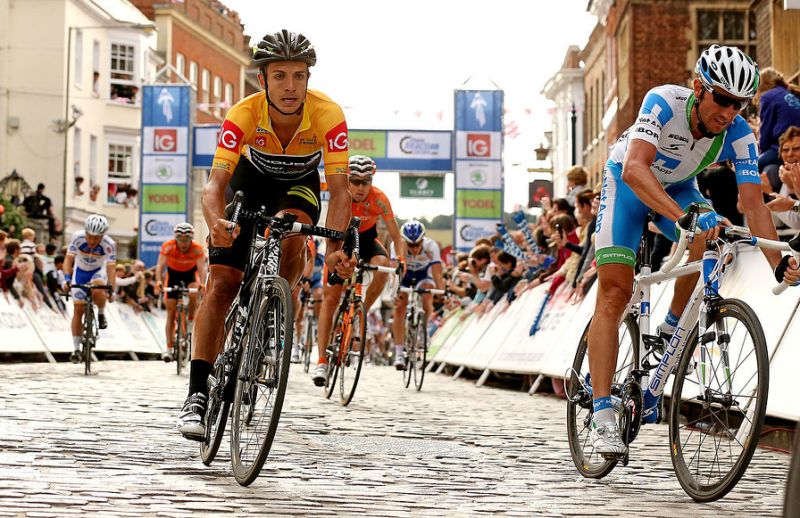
[107,143,134,205]
[224,82,233,110]
[73,128,83,197]
[110,43,137,103]
[616,18,630,108]
[74,30,83,86]
[89,135,98,202]
[213,76,222,116]
[189,61,198,87]
[201,69,210,110]
[92,40,100,97]
[175,52,185,78]
[696,9,757,63]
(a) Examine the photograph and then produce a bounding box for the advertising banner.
[0,297,47,353]
[399,174,445,198]
[139,84,191,267]
[454,218,498,251]
[455,161,502,190]
[454,90,503,251]
[349,130,387,158]
[192,125,219,167]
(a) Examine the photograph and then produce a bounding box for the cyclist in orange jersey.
[311,155,406,386]
[155,222,206,362]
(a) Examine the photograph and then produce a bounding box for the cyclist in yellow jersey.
[177,30,353,440]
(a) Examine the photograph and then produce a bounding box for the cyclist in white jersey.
[588,45,800,455]
[62,215,117,363]
[390,220,445,369]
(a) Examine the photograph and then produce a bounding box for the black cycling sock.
[188,359,212,398]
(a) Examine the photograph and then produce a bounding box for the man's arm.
[106,262,116,290]
[154,253,167,291]
[384,217,406,264]
[621,139,684,222]
[739,182,783,268]
[195,254,207,287]
[204,169,238,247]
[324,174,353,276]
[63,254,74,280]
[431,263,445,291]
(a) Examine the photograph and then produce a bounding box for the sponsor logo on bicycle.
[649,324,686,392]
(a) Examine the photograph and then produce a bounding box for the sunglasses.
[702,84,749,111]
[348,178,371,187]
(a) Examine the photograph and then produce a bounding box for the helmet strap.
[694,91,721,139]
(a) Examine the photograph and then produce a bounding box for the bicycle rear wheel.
[230,277,293,486]
[412,312,428,391]
[566,314,639,478]
[175,312,185,375]
[403,314,414,388]
[84,304,95,376]
[339,301,366,406]
[324,306,344,399]
[302,315,314,374]
[669,298,768,502]
[201,306,237,465]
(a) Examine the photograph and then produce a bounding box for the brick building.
[128,0,252,124]
[578,0,765,186]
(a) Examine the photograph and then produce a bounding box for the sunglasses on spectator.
[702,84,749,111]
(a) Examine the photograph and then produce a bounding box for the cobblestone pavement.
[0,360,790,517]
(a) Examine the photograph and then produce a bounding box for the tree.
[0,197,28,239]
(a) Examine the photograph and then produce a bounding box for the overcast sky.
[222,0,597,218]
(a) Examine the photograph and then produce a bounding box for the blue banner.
[139,85,192,267]
[455,91,503,132]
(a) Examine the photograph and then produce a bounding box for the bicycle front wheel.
[324,306,344,399]
[412,312,428,391]
[175,312,185,375]
[84,305,95,376]
[339,301,366,406]
[669,298,768,502]
[403,315,414,388]
[230,277,293,486]
[302,315,314,374]
[566,314,639,478]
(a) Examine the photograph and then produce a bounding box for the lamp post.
[60,22,152,244]
[570,103,577,166]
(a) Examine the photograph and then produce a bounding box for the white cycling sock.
[395,344,404,356]
[72,336,81,351]
[98,306,104,315]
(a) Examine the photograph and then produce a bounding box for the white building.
[0,0,160,255]
[541,45,585,199]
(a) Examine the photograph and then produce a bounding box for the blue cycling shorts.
[594,161,711,268]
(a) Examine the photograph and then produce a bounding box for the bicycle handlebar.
[361,263,403,276]
[399,286,446,295]
[163,286,200,294]
[62,284,113,300]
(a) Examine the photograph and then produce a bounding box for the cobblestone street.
[0,360,789,516]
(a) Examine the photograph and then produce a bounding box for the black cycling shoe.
[70,351,82,364]
[98,314,108,330]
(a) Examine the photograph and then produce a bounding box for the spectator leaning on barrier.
[569,190,598,300]
[755,68,800,171]
[765,125,800,229]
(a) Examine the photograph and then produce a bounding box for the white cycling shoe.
[590,421,628,458]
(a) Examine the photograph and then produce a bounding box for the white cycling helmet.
[173,222,194,237]
[84,214,109,235]
[695,45,759,99]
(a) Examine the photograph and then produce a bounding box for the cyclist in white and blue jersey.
[390,220,445,370]
[62,215,117,363]
[587,45,800,456]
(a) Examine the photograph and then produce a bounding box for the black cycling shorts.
[358,225,388,263]
[166,267,197,299]
[209,157,321,272]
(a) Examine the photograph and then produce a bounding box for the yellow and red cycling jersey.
[212,89,349,178]
[352,186,395,232]
[160,240,204,272]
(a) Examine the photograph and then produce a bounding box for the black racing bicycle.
[64,284,112,375]
[164,283,199,375]
[199,191,348,486]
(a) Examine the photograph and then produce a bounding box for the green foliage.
[0,198,29,239]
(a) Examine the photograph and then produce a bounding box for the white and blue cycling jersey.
[67,230,116,302]
[390,237,441,287]
[595,85,760,267]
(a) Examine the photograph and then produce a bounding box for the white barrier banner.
[113,304,164,354]
[431,312,475,363]
[486,284,550,373]
[457,299,513,370]
[429,309,464,359]
[768,304,800,420]
[22,303,72,354]
[539,283,598,378]
[0,297,47,353]
[140,310,169,351]
[443,305,505,366]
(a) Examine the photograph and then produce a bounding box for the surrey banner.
[454,90,504,251]
[138,85,192,267]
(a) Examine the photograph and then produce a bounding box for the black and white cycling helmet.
[252,30,316,68]
[695,45,759,99]
[85,214,109,235]
[173,222,194,238]
[348,155,377,178]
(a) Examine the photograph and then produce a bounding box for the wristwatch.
[792,200,800,213]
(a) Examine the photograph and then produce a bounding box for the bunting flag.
[503,120,520,139]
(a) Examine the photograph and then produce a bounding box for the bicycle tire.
[412,312,428,391]
[175,311,184,376]
[84,304,94,376]
[339,301,366,406]
[566,315,639,478]
[201,307,238,466]
[325,305,344,399]
[230,277,293,486]
[403,313,414,388]
[302,314,314,374]
[784,423,800,517]
[669,298,768,502]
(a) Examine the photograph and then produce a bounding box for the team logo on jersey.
[255,136,266,147]
[325,121,348,152]
[218,120,244,151]
[467,134,491,157]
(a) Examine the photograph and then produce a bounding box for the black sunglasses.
[702,84,749,111]
[348,178,371,186]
